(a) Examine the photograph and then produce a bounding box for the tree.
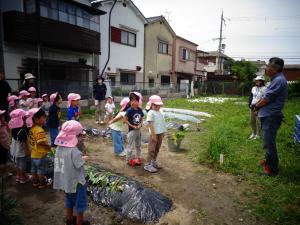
[231,60,258,92]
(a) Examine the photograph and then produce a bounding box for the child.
[124,92,144,166]
[47,92,62,147]
[41,94,51,116]
[105,96,115,123]
[7,95,19,113]
[53,120,89,225]
[108,97,130,156]
[248,75,267,139]
[144,95,166,173]
[37,98,43,108]
[28,108,51,188]
[0,110,10,175]
[18,90,30,111]
[67,93,81,121]
[9,109,30,183]
[28,87,38,108]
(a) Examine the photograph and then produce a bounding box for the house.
[283,65,300,81]
[197,51,232,76]
[0,0,106,98]
[173,36,198,89]
[195,50,209,81]
[144,15,176,88]
[249,60,267,76]
[94,0,147,89]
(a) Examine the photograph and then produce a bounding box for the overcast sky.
[133,0,300,64]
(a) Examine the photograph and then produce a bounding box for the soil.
[4,118,265,225]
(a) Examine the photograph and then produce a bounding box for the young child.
[9,109,30,183]
[108,97,130,156]
[0,110,10,176]
[124,92,144,166]
[7,95,19,114]
[41,94,51,116]
[28,108,51,188]
[37,98,43,108]
[47,92,62,147]
[105,96,115,123]
[53,120,89,225]
[28,87,38,108]
[67,93,81,121]
[18,90,30,111]
[144,95,166,173]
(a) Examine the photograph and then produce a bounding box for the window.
[149,79,154,88]
[182,48,189,60]
[121,30,136,47]
[158,42,168,54]
[161,75,170,85]
[120,73,136,85]
[24,0,36,13]
[39,1,99,31]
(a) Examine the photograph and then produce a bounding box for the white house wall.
[99,2,145,83]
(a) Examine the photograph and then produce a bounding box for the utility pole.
[218,9,225,75]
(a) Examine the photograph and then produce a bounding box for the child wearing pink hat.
[47,92,62,146]
[67,93,81,121]
[9,109,31,183]
[18,90,30,111]
[0,110,10,175]
[41,94,51,115]
[28,87,38,109]
[108,97,130,156]
[7,95,19,113]
[53,120,89,225]
[144,95,166,173]
[28,108,52,188]
[124,92,144,166]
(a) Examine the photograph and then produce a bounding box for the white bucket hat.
[24,73,36,80]
[254,75,265,81]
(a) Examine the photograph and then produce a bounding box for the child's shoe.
[248,133,255,139]
[128,159,136,166]
[15,176,20,183]
[38,178,52,189]
[144,163,158,173]
[19,176,30,184]
[134,158,142,166]
[151,160,162,169]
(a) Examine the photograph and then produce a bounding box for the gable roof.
[146,15,176,37]
[92,0,148,24]
[176,36,198,47]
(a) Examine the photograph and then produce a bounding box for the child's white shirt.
[105,102,115,115]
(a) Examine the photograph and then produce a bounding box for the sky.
[133,0,300,64]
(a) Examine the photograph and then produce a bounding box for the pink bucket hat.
[19,90,30,98]
[50,92,58,104]
[54,120,83,147]
[120,97,130,111]
[28,87,36,92]
[41,94,48,98]
[130,91,142,108]
[37,98,43,103]
[67,93,81,107]
[8,95,19,107]
[8,109,26,129]
[25,108,40,128]
[146,95,163,110]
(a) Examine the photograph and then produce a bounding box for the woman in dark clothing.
[93,76,107,124]
[0,71,12,121]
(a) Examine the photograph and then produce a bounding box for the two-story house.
[0,0,106,98]
[94,0,147,89]
[172,36,198,89]
[144,15,176,88]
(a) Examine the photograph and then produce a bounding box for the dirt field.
[5,118,266,225]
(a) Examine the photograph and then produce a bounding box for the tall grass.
[165,96,300,225]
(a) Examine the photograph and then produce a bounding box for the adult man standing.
[0,70,12,121]
[254,57,288,176]
[20,73,39,95]
[93,76,107,124]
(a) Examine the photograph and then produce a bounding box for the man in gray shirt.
[254,57,288,176]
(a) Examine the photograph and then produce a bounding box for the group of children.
[0,87,166,225]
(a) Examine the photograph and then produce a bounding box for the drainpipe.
[100,0,117,78]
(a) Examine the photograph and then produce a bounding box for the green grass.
[165,96,300,225]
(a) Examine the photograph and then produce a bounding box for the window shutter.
[111,26,121,43]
